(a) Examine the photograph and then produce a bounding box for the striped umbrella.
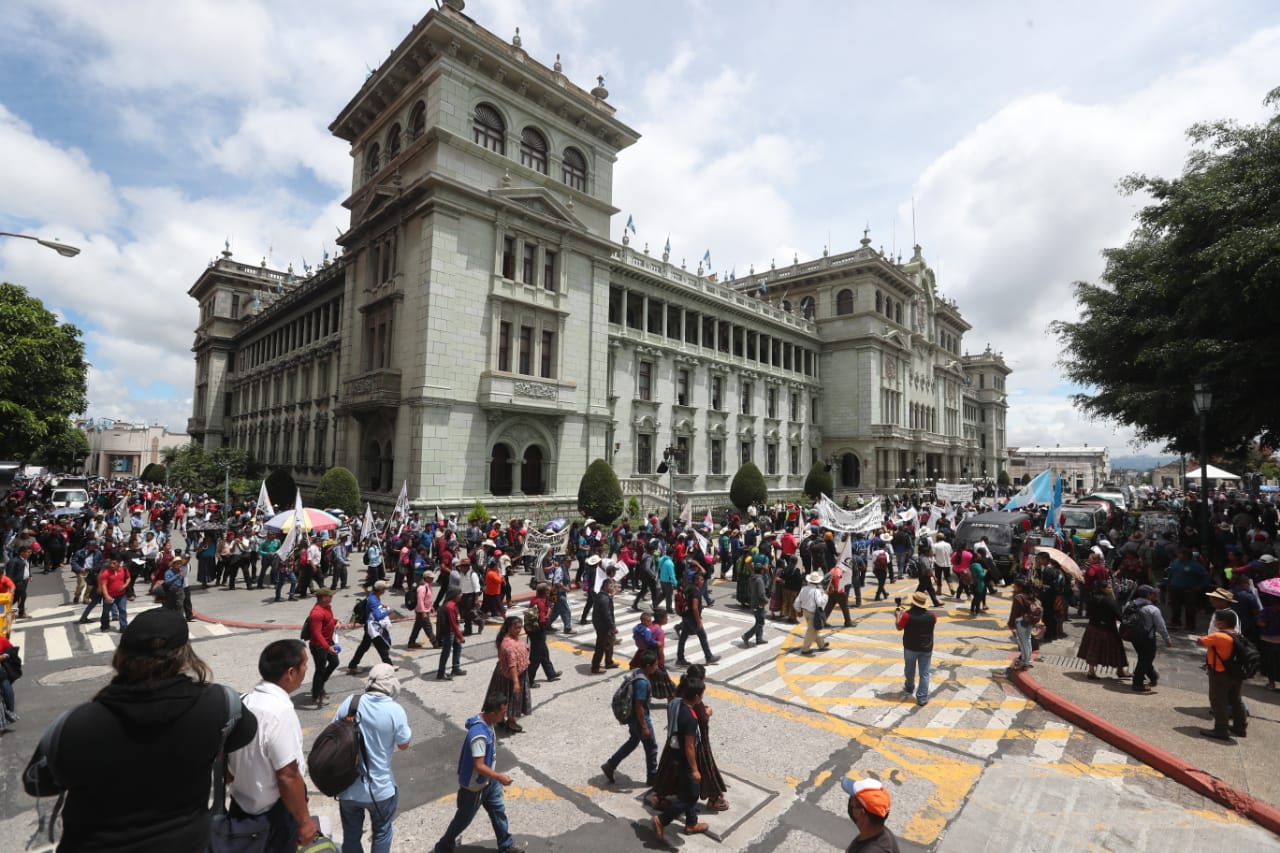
[264,507,341,533]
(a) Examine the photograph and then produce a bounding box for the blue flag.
[664,235,671,255]
[1045,475,1064,530]
[1004,468,1054,510]
[702,249,711,269]
[625,214,636,235]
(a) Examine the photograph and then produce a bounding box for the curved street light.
[0,231,81,258]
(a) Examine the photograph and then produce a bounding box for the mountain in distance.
[1110,454,1178,471]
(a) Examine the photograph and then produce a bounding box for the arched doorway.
[380,441,394,492]
[521,445,546,495]
[364,440,383,492]
[490,444,513,496]
[840,453,861,488]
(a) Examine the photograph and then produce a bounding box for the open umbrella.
[264,507,341,533]
[1034,546,1083,583]
[544,518,567,533]
[1258,577,1280,598]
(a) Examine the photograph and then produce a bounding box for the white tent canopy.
[1185,464,1240,481]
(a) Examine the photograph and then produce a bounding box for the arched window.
[875,291,883,314]
[840,453,860,488]
[894,302,903,325]
[489,444,513,495]
[800,295,816,321]
[562,146,587,191]
[365,143,381,178]
[386,123,402,159]
[520,127,548,174]
[836,288,853,315]
[521,445,546,494]
[780,299,792,314]
[409,101,426,140]
[472,103,506,154]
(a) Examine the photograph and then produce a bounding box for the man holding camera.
[896,591,937,706]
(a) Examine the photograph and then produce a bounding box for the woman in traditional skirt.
[1077,582,1130,679]
[487,615,532,732]
[646,608,677,700]
[768,555,785,618]
[647,666,729,812]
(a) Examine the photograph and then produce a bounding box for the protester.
[334,663,411,853]
[0,629,16,732]
[842,777,900,852]
[97,558,131,632]
[1007,578,1036,671]
[227,639,320,851]
[651,676,709,842]
[740,558,769,647]
[4,543,31,618]
[436,589,468,681]
[407,572,439,649]
[896,591,937,706]
[601,648,660,787]
[306,588,341,707]
[796,570,831,655]
[30,609,257,852]
[1126,584,1171,692]
[347,581,394,672]
[525,583,561,686]
[1198,608,1248,741]
[431,693,523,853]
[488,616,532,733]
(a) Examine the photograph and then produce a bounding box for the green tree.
[1017,472,1029,486]
[140,462,167,483]
[467,500,489,525]
[626,496,642,520]
[265,466,298,508]
[577,458,624,524]
[1054,88,1280,455]
[729,462,767,512]
[315,466,361,516]
[802,461,834,501]
[35,421,89,471]
[0,283,88,460]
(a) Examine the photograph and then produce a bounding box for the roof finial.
[860,224,872,248]
[553,53,563,73]
[512,27,522,48]
[591,75,609,99]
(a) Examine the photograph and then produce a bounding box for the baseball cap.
[120,608,189,656]
[840,778,891,817]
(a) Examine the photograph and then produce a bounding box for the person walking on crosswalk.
[741,558,770,647]
[897,591,937,706]
[796,571,830,655]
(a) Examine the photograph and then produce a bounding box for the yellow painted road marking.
[782,673,996,685]
[801,695,1034,710]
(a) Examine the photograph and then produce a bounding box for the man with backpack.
[331,663,411,853]
[431,692,522,853]
[601,648,659,787]
[1198,608,1253,740]
[1123,584,1171,692]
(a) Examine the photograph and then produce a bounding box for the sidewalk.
[1011,617,1280,834]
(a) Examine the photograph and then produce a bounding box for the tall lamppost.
[656,445,677,524]
[1192,382,1212,560]
[0,231,81,257]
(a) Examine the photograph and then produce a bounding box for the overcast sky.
[1,0,1275,454]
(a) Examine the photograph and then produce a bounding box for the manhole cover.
[41,665,114,686]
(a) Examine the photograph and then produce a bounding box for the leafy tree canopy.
[35,421,89,472]
[140,462,167,483]
[167,443,258,502]
[467,500,489,525]
[803,461,834,501]
[729,462,767,511]
[0,283,88,460]
[1054,88,1280,456]
[997,469,1012,487]
[315,466,361,516]
[577,458,624,525]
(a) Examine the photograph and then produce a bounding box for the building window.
[473,103,505,153]
[540,330,555,379]
[711,376,723,411]
[790,392,799,422]
[741,381,753,415]
[518,325,533,375]
[811,396,819,423]
[490,444,513,495]
[498,321,512,372]
[710,439,724,475]
[537,251,556,293]
[229,293,240,320]
[766,387,777,419]
[314,422,327,467]
[562,146,587,191]
[675,436,690,474]
[365,143,381,178]
[637,433,653,474]
[521,243,536,285]
[790,444,800,475]
[740,440,752,466]
[875,291,883,314]
[501,235,516,279]
[409,101,426,139]
[836,289,853,315]
[800,296,816,321]
[387,123,402,159]
[519,127,548,174]
[895,302,903,325]
[638,360,653,401]
[676,369,689,406]
[766,443,778,475]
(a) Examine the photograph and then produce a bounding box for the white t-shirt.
[227,681,305,815]
[932,540,953,569]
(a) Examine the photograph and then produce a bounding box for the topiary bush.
[626,495,642,520]
[140,462,167,484]
[315,466,361,516]
[265,466,297,508]
[999,470,1013,487]
[467,500,489,525]
[803,461,833,501]
[578,458,624,525]
[729,462,767,512]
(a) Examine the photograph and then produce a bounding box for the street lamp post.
[0,231,81,257]
[1192,383,1213,561]
[657,445,677,525]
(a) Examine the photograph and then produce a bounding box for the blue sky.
[0,0,1275,449]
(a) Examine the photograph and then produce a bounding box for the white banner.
[895,506,918,525]
[935,482,973,505]
[523,529,570,559]
[816,495,883,534]
[688,526,711,559]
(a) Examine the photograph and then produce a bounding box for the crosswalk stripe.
[203,622,231,636]
[44,626,73,660]
[79,622,116,655]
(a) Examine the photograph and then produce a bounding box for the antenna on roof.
[911,196,917,247]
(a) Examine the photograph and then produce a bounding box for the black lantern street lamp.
[1192,382,1212,560]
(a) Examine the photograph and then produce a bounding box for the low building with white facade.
[78,419,188,478]
[1008,445,1110,495]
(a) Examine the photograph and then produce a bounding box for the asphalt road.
[2,566,1277,852]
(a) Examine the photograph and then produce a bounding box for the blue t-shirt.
[633,673,652,724]
[333,693,411,802]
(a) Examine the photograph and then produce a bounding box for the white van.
[50,488,89,509]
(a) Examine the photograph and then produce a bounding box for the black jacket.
[49,676,258,853]
[900,607,937,653]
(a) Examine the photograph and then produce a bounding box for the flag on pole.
[436,506,445,523]
[625,214,637,235]
[385,480,410,535]
[113,491,130,521]
[702,509,715,529]
[1004,468,1055,510]
[1045,475,1065,531]
[679,499,692,526]
[361,503,376,545]
[701,249,711,270]
[256,480,275,518]
[278,489,305,558]
[663,235,671,256]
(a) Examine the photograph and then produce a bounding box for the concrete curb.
[1010,668,1280,836]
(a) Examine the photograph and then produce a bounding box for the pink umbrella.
[264,507,341,533]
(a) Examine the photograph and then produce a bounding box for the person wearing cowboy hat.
[896,591,938,706]
[161,552,194,621]
[795,569,831,655]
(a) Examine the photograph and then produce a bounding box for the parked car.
[50,487,89,510]
[952,511,1033,582]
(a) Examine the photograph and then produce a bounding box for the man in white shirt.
[931,534,955,596]
[227,640,319,852]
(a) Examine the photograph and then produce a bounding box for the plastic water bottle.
[333,644,342,653]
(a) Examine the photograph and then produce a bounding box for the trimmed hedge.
[315,466,361,516]
[578,458,624,525]
[803,461,833,501]
[729,462,767,512]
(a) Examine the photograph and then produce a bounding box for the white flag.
[361,503,376,544]
[385,480,409,535]
[680,499,692,525]
[702,509,715,528]
[278,489,306,558]
[256,480,275,518]
[435,506,445,523]
[113,491,130,521]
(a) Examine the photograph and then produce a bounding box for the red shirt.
[442,600,464,639]
[780,532,798,556]
[100,566,129,598]
[484,568,503,596]
[307,602,336,649]
[530,596,550,626]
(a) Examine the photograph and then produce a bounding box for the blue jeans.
[275,570,297,601]
[903,649,932,704]
[658,766,700,828]
[551,594,573,631]
[0,670,15,719]
[1012,618,1033,666]
[102,596,128,630]
[432,779,513,852]
[340,790,398,853]
[677,618,712,661]
[605,715,658,784]
[436,633,463,677]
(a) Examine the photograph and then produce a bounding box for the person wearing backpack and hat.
[1198,608,1249,740]
[332,662,411,853]
[1126,584,1171,692]
[795,570,831,656]
[842,777,899,852]
[896,591,937,706]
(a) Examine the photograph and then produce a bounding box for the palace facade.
[187,0,1010,514]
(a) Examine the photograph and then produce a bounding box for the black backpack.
[1219,635,1262,680]
[1118,601,1146,643]
[308,694,366,797]
[611,671,644,724]
[350,597,369,625]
